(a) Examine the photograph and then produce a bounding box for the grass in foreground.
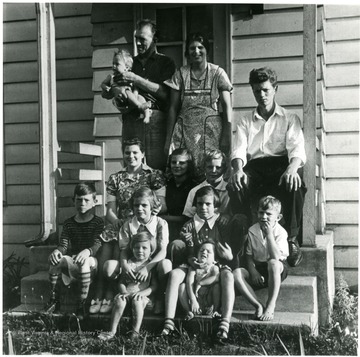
[3,275,358,355]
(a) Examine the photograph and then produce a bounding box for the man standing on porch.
[113,19,176,170]
[229,67,307,267]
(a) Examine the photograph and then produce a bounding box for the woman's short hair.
[258,195,282,214]
[122,137,145,153]
[249,67,278,88]
[168,148,195,177]
[73,182,96,200]
[130,231,157,255]
[113,49,133,69]
[130,187,162,214]
[204,149,227,173]
[184,32,210,57]
[193,185,221,209]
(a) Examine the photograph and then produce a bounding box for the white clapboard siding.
[4,41,38,62]
[233,81,324,109]
[3,20,37,42]
[92,21,134,46]
[326,63,360,87]
[6,185,41,205]
[330,225,359,246]
[326,86,360,110]
[3,225,41,244]
[56,37,93,59]
[326,133,359,155]
[3,3,37,21]
[58,121,94,142]
[93,93,121,114]
[324,5,360,19]
[232,10,303,36]
[93,116,123,137]
[326,202,358,224]
[55,15,92,38]
[5,144,39,164]
[3,205,41,225]
[232,57,322,84]
[326,40,360,64]
[3,62,38,83]
[325,179,359,201]
[323,5,360,286]
[325,17,360,42]
[326,155,359,178]
[3,4,95,263]
[56,58,93,80]
[92,46,134,68]
[4,103,39,124]
[57,100,94,122]
[102,139,123,159]
[4,123,39,144]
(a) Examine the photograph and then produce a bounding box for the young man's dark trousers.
[228,156,307,245]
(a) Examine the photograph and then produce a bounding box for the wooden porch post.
[25,3,58,246]
[303,5,317,246]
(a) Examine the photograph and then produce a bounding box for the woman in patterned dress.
[164,32,233,182]
[89,137,167,314]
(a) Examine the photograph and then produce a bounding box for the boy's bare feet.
[259,306,275,321]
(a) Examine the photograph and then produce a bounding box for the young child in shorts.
[179,242,220,321]
[233,195,289,321]
[46,182,104,317]
[101,49,152,123]
[98,232,158,340]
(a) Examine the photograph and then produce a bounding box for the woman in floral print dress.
[89,137,166,315]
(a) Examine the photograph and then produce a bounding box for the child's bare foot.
[259,306,275,321]
[254,304,264,320]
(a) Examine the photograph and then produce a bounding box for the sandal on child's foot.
[215,329,228,345]
[161,318,175,336]
[98,331,116,341]
[184,312,195,321]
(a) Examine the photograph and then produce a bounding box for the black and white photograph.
[2,1,359,355]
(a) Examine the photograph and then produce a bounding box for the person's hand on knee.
[73,249,91,266]
[49,249,63,266]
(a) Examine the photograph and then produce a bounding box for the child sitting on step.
[46,182,104,318]
[179,242,220,321]
[101,49,152,123]
[98,232,158,341]
[233,195,289,321]
[101,187,171,316]
[162,186,239,343]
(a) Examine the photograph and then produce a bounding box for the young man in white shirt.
[229,67,307,267]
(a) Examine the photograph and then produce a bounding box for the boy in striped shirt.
[46,182,104,317]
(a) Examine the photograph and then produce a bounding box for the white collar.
[253,102,284,121]
[193,213,220,233]
[252,222,282,242]
[203,178,227,192]
[130,215,158,237]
